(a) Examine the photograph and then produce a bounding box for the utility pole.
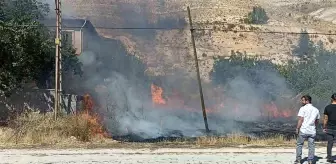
[187,6,210,133]
[54,0,62,120]
[58,0,62,113]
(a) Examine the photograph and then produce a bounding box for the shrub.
[245,6,269,24]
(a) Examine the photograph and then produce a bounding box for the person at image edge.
[323,93,336,163]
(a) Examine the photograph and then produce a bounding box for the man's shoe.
[327,159,336,163]
[294,159,301,163]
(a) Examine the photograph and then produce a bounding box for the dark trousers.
[327,130,336,159]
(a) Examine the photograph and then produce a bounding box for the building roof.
[40,18,93,30]
[39,18,100,36]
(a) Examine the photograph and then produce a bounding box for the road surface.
[0,147,334,163]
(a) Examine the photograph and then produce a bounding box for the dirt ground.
[0,147,334,164]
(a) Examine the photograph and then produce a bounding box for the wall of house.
[73,30,83,55]
[64,29,83,55]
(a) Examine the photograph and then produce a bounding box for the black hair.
[331,93,336,101]
[301,95,312,103]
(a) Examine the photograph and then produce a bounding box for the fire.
[83,93,94,114]
[81,93,109,137]
[150,83,295,119]
[263,102,293,118]
[151,84,166,105]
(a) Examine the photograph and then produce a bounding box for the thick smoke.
[217,69,294,122]
[61,1,296,139]
[42,0,76,19]
[78,50,206,138]
[79,49,294,139]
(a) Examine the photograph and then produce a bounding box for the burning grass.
[0,111,113,148]
[0,111,315,149]
[0,111,306,148]
[0,116,299,149]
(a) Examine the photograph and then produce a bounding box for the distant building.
[40,18,96,55]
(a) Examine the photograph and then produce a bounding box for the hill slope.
[64,0,336,80]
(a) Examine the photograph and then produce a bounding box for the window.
[63,31,73,45]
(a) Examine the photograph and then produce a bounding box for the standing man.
[323,93,336,163]
[295,95,320,164]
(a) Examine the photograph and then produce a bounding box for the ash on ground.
[112,120,328,142]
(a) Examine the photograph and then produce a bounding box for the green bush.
[210,34,336,108]
[210,51,282,102]
[245,6,269,24]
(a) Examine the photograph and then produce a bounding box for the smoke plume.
[56,1,296,139]
[42,0,76,19]
[78,48,295,139]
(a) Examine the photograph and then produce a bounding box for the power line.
[2,24,184,30]
[0,23,318,30]
[2,24,336,36]
[198,29,336,36]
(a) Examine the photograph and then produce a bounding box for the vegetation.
[291,29,315,58]
[211,51,278,86]
[0,0,82,97]
[0,0,85,144]
[244,6,269,24]
[0,113,295,148]
[285,40,336,102]
[211,29,336,107]
[0,0,335,149]
[210,51,284,103]
[0,112,110,147]
[195,134,295,147]
[0,0,152,147]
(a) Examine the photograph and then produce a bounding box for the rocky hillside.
[64,0,336,81]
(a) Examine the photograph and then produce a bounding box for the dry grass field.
[0,112,305,149]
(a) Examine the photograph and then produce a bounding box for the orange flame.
[263,102,293,118]
[151,84,166,105]
[81,93,109,137]
[83,93,94,114]
[149,83,295,118]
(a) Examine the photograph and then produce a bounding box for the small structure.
[36,18,99,114]
[40,18,96,55]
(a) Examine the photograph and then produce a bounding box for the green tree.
[245,6,269,24]
[0,0,82,96]
[211,51,277,85]
[292,29,315,58]
[210,51,281,101]
[281,39,336,104]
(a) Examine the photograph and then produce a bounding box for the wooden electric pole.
[54,0,62,120]
[187,6,210,133]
